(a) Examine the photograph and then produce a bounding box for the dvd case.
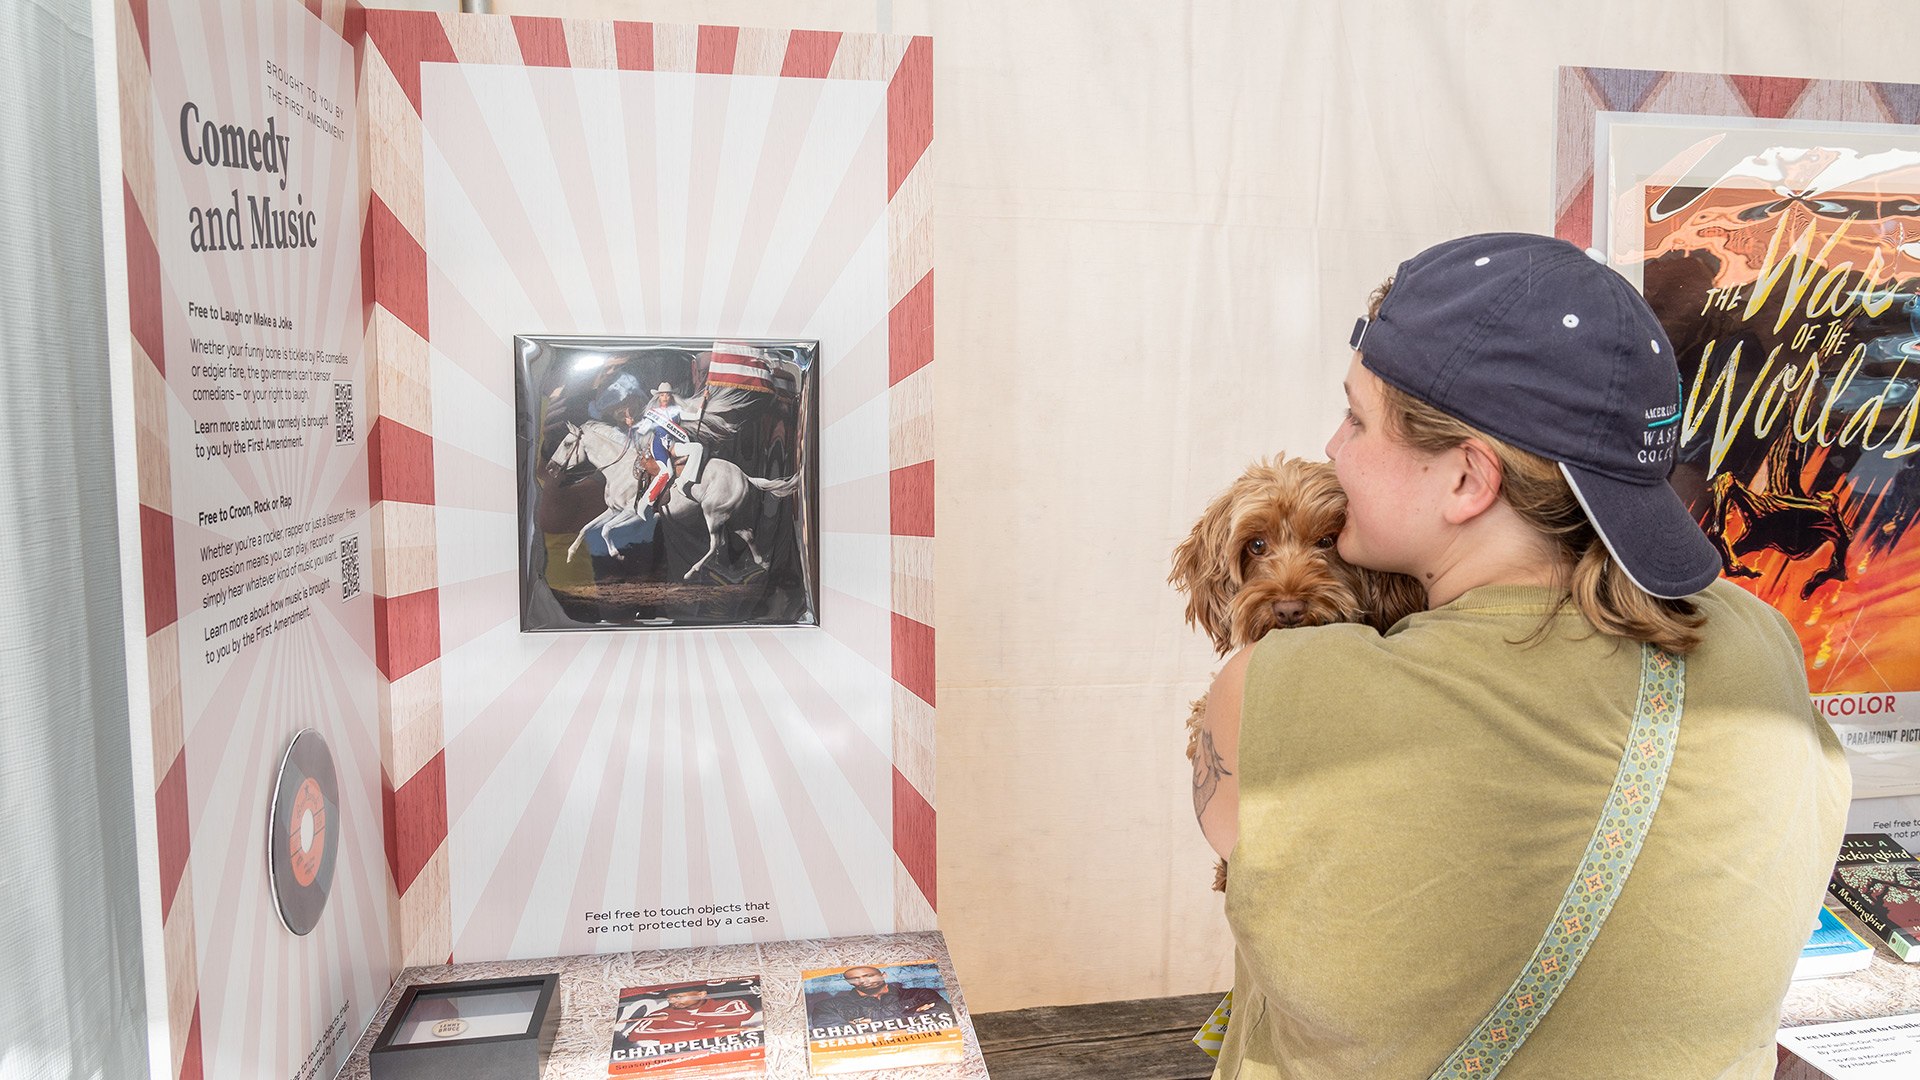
[800,962,963,1074]
[607,977,766,1078]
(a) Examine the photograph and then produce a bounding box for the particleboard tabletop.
[339,930,988,1079]
[1776,897,1920,1079]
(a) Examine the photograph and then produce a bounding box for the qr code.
[339,536,361,601]
[333,382,355,445]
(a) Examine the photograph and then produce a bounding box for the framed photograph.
[515,335,819,631]
[369,974,560,1080]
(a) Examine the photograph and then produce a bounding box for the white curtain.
[0,1,151,1077]
[491,0,1920,1012]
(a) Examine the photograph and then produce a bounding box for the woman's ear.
[1442,438,1505,526]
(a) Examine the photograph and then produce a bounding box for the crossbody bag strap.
[1428,643,1685,1080]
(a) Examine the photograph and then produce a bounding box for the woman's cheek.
[1335,499,1366,555]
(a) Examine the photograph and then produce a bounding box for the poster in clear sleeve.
[1559,68,1920,795]
[515,336,818,632]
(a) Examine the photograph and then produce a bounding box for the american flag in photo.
[695,344,799,440]
[707,343,779,394]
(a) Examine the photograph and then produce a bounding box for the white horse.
[548,420,800,580]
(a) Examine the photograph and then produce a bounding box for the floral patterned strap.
[1429,644,1685,1080]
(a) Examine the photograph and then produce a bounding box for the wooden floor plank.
[974,992,1224,1079]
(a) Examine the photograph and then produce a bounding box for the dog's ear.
[1358,569,1427,633]
[1170,479,1244,654]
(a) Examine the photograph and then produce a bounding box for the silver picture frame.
[514,335,819,632]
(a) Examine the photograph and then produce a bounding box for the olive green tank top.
[1215,581,1848,1080]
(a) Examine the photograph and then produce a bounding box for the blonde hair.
[1363,280,1706,654]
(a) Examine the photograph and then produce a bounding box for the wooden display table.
[338,930,987,1079]
[1778,899,1920,1079]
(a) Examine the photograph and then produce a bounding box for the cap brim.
[1558,462,1722,599]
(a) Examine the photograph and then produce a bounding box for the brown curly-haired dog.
[1170,455,1427,890]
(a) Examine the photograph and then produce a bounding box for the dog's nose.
[1273,600,1307,626]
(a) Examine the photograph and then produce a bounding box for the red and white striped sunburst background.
[360,11,936,969]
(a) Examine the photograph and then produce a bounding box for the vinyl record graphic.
[268,729,339,935]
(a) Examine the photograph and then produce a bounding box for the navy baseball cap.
[1348,232,1719,599]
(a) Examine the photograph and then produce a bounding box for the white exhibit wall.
[486,0,1917,1012]
[418,60,898,959]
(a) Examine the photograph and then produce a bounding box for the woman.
[628,382,709,518]
[1196,233,1849,1079]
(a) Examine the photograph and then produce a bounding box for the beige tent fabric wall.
[473,0,1913,1012]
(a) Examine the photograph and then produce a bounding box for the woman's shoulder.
[1239,595,1609,702]
[1240,621,1409,700]
[1246,605,1481,666]
[1691,579,1800,656]
[1246,620,1394,664]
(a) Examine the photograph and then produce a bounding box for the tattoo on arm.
[1192,729,1232,819]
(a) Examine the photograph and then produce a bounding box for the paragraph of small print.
[333,382,355,445]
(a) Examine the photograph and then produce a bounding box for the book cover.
[1795,905,1874,980]
[1829,833,1920,962]
[801,962,964,1074]
[607,977,765,1077]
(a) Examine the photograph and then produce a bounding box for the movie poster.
[1598,114,1920,790]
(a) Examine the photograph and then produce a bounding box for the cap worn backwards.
[1350,232,1719,599]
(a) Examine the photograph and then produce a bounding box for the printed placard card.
[1780,1014,1920,1078]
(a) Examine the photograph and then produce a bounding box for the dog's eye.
[1245,538,1268,557]
[1315,534,1337,549]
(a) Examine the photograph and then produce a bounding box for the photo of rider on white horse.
[548,419,801,581]
[519,334,816,628]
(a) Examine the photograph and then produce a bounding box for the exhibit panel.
[357,12,936,966]
[1557,67,1920,798]
[103,3,937,1077]
[106,1,387,1079]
